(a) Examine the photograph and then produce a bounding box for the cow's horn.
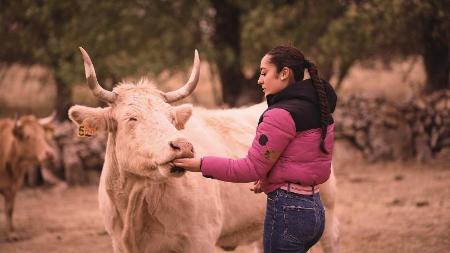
[13,113,20,127]
[79,47,116,103]
[38,111,56,125]
[163,50,200,103]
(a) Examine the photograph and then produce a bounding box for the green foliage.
[0,0,207,87]
[242,0,449,87]
[0,0,448,101]
[242,0,348,76]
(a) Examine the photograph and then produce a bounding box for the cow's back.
[182,102,268,247]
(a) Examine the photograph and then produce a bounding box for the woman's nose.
[258,77,263,85]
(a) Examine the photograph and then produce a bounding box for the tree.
[209,0,258,106]
[0,0,205,120]
[414,1,450,92]
[0,0,351,110]
[241,0,348,86]
[1,0,448,117]
[207,0,349,106]
[1,1,82,120]
[317,0,450,91]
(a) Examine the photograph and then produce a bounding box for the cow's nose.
[47,149,54,159]
[169,138,194,157]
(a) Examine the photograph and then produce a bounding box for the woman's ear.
[280,67,290,80]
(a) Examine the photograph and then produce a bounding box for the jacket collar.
[266,79,318,106]
[266,78,337,113]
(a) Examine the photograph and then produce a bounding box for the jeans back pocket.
[282,201,317,244]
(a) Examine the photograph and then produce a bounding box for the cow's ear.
[12,119,25,140]
[171,104,193,130]
[68,105,114,136]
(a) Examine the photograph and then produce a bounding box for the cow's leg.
[41,165,66,186]
[26,166,40,186]
[319,168,340,253]
[321,211,340,253]
[4,191,15,231]
[4,190,19,241]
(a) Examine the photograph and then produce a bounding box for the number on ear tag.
[78,125,96,137]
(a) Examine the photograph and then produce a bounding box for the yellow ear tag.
[78,125,96,137]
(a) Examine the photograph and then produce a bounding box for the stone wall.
[335,90,450,162]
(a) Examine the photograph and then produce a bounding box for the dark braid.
[267,45,331,154]
[305,60,330,154]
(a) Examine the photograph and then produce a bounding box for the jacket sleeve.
[200,108,296,183]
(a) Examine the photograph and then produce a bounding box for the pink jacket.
[201,108,334,193]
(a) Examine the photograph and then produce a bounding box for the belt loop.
[287,183,291,192]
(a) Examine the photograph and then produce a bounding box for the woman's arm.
[176,108,296,183]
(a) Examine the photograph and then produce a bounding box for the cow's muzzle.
[169,138,194,158]
[38,148,55,164]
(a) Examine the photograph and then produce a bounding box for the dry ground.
[0,141,449,253]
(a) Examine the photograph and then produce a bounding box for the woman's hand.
[250,180,263,194]
[173,158,201,172]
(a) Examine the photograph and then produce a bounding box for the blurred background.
[0,1,449,253]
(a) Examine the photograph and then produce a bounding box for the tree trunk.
[211,1,262,106]
[238,70,264,106]
[211,0,243,106]
[335,59,355,92]
[54,76,72,122]
[422,11,450,92]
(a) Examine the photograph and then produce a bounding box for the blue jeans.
[263,189,325,253]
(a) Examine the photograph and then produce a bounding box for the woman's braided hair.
[267,45,330,154]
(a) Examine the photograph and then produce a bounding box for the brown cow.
[0,114,55,240]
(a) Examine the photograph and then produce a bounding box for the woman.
[174,45,337,253]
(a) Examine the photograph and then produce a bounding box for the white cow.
[68,48,339,253]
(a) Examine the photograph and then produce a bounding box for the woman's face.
[258,54,291,97]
